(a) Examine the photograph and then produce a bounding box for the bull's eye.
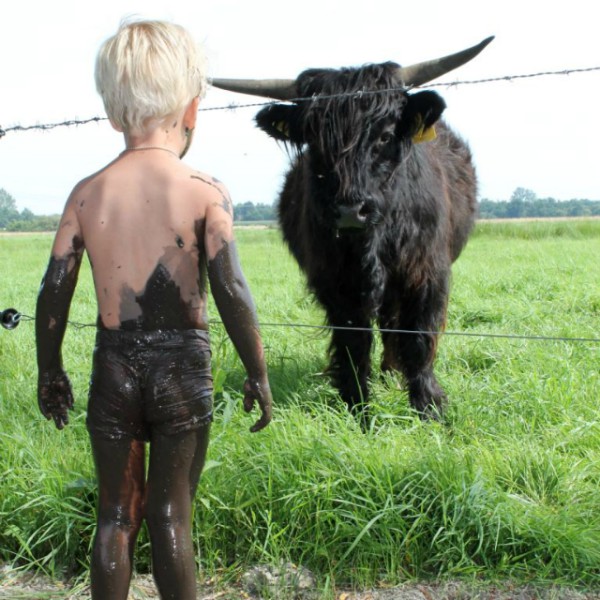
[380,131,395,145]
[316,173,325,180]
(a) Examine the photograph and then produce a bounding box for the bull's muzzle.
[336,202,374,230]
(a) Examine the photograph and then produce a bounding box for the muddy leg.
[90,436,145,600]
[145,423,211,600]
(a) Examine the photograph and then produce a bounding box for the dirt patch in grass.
[0,563,596,600]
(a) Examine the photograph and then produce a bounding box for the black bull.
[212,37,493,421]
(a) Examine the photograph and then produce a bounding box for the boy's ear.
[184,97,200,130]
[400,90,446,141]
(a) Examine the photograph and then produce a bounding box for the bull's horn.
[396,36,495,87]
[210,78,298,100]
[210,36,494,99]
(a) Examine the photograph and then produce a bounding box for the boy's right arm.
[35,195,84,429]
[202,180,272,432]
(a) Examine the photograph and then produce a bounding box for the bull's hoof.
[412,391,448,421]
[408,374,447,421]
[418,399,447,421]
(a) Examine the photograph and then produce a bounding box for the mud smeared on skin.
[207,240,263,378]
[36,236,84,428]
[207,240,272,432]
[92,220,209,331]
[89,423,211,598]
[191,174,233,215]
[87,329,213,441]
[87,233,215,594]
[117,263,197,331]
[88,328,213,597]
[36,237,83,370]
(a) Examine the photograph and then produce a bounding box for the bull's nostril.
[358,204,371,219]
[336,204,369,229]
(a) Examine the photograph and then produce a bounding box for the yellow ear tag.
[274,120,290,138]
[413,124,437,143]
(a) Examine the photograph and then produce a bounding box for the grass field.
[0,220,599,596]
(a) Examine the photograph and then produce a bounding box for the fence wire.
[5,312,599,344]
[2,65,600,138]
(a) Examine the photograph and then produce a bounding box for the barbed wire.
[1,65,599,137]
[425,65,600,87]
[5,311,599,344]
[1,116,107,135]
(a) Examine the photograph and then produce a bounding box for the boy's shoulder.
[64,170,104,209]
[189,170,233,216]
[64,161,232,219]
[188,170,229,195]
[67,159,121,202]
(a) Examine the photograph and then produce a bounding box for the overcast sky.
[1,0,599,214]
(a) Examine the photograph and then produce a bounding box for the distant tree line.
[0,188,61,231]
[479,187,600,219]
[3,187,599,232]
[233,201,276,222]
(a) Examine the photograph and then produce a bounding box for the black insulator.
[1,308,21,330]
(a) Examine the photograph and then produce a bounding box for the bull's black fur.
[256,62,477,421]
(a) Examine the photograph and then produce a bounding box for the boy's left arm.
[202,179,273,432]
[35,197,84,429]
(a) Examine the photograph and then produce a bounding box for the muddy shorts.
[87,329,213,441]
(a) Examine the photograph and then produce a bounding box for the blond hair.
[95,19,206,133]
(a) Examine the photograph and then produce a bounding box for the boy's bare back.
[56,149,233,331]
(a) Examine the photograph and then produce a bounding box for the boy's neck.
[123,123,185,158]
[121,146,180,159]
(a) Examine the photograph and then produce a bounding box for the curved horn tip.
[479,35,495,49]
[460,35,496,58]
[397,35,496,87]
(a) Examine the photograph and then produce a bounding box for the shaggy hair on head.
[95,18,206,133]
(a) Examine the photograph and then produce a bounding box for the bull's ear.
[255,104,303,143]
[400,90,447,141]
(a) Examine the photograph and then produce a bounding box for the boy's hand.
[242,378,272,433]
[38,368,74,430]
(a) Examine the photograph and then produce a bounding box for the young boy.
[35,19,272,600]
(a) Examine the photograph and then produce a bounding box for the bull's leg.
[380,282,449,419]
[397,329,446,418]
[325,312,373,423]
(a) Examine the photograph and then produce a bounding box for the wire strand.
[9,312,600,344]
[2,65,600,136]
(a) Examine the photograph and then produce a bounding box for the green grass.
[0,221,599,595]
